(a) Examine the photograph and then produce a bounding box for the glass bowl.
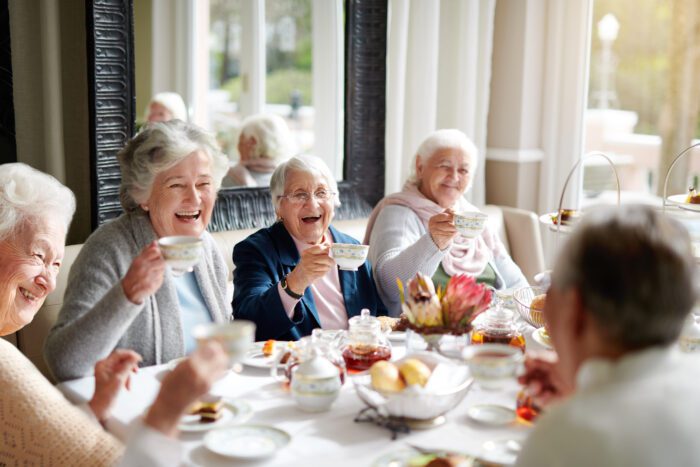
[353,352,472,422]
[513,286,547,328]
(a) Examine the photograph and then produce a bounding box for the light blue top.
[173,272,213,354]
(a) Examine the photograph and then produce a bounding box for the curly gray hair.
[269,154,340,214]
[118,120,229,211]
[552,204,697,349]
[0,163,76,241]
[408,129,479,189]
[239,113,295,160]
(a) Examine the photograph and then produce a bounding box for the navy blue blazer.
[232,222,388,341]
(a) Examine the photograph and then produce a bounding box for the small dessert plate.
[204,424,291,459]
[178,399,253,433]
[668,194,700,212]
[538,213,574,233]
[241,341,290,369]
[467,404,516,426]
[531,327,552,349]
[480,439,522,466]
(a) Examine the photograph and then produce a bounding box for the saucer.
[467,404,516,426]
[178,399,253,432]
[531,328,552,349]
[241,341,291,369]
[204,424,291,459]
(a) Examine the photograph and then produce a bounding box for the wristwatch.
[281,275,303,299]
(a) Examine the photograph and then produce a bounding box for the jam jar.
[338,309,391,372]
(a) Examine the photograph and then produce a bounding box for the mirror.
[86,0,386,231]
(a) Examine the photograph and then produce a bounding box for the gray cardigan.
[368,205,528,316]
[45,211,231,381]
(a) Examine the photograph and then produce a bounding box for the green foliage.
[221,68,312,106]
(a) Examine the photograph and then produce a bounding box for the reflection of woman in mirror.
[145,92,188,123]
[224,114,296,188]
[365,129,528,316]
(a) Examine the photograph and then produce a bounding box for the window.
[583,0,700,205]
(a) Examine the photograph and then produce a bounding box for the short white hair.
[0,163,75,241]
[118,120,229,211]
[409,129,479,187]
[148,92,188,122]
[269,154,340,212]
[239,114,296,160]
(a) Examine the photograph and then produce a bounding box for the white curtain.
[385,0,496,206]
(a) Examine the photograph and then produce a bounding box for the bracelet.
[281,275,304,299]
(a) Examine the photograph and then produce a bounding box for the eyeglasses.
[278,189,337,205]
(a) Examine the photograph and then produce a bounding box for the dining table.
[57,331,547,467]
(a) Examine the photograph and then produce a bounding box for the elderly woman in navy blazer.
[233,155,387,341]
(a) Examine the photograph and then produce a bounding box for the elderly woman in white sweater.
[366,129,528,316]
[0,163,227,466]
[46,120,231,381]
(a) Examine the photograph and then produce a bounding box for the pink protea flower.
[441,274,492,328]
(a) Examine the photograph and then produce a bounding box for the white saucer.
[241,341,290,369]
[178,399,253,432]
[388,331,406,342]
[668,194,700,212]
[204,424,291,459]
[467,404,516,426]
[531,328,552,349]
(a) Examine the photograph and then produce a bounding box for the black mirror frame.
[86,0,387,232]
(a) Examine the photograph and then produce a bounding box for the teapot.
[290,347,342,412]
[271,330,346,386]
[337,309,391,373]
[471,295,526,351]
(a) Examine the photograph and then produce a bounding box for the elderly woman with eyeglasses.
[0,163,228,466]
[45,120,231,381]
[233,155,387,341]
[366,129,527,316]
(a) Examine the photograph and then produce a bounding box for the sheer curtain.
[385,0,496,205]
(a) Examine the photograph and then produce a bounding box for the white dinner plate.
[531,327,552,349]
[241,341,290,369]
[388,331,406,342]
[204,424,291,459]
[467,404,516,427]
[538,213,574,233]
[668,194,700,212]
[178,399,253,433]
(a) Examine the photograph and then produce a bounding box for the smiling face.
[141,150,216,238]
[0,217,65,336]
[277,169,335,244]
[147,102,174,123]
[416,147,472,209]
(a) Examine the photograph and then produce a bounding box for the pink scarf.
[364,182,503,276]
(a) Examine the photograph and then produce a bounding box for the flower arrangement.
[397,273,492,336]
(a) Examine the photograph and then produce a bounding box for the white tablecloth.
[58,336,545,466]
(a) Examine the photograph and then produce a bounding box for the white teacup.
[158,235,203,276]
[462,343,524,389]
[192,321,256,366]
[454,211,488,238]
[330,243,369,271]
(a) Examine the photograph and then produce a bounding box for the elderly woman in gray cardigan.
[366,129,528,316]
[45,120,231,381]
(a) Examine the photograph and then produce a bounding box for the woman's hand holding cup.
[428,209,458,251]
[122,241,166,304]
[286,244,335,295]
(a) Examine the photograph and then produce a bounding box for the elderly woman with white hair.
[45,120,231,381]
[366,129,528,316]
[233,154,387,341]
[225,113,296,187]
[145,91,188,123]
[0,163,228,466]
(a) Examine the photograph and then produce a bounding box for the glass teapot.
[471,293,526,351]
[337,309,391,373]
